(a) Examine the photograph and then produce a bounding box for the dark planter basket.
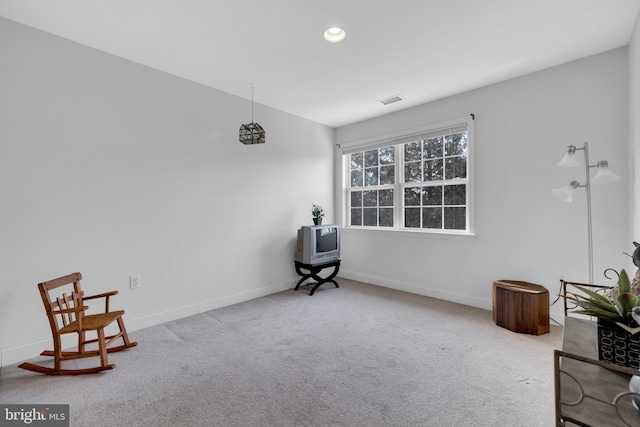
[597,319,640,369]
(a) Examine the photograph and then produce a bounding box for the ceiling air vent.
[378,94,404,106]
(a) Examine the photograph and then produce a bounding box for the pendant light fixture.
[239,84,265,145]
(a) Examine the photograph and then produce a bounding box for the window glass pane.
[363,208,377,226]
[364,167,379,186]
[423,207,443,229]
[379,189,394,206]
[351,208,362,226]
[424,137,443,158]
[444,207,466,230]
[363,190,378,207]
[423,159,443,181]
[445,157,467,180]
[445,132,467,157]
[364,149,379,168]
[350,191,362,208]
[404,208,420,228]
[351,169,363,187]
[404,187,421,206]
[422,186,442,205]
[345,121,469,233]
[350,152,363,170]
[404,162,422,182]
[380,165,395,185]
[379,146,395,165]
[379,208,394,227]
[404,141,422,162]
[444,184,466,205]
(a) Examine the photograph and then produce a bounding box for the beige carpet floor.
[0,278,562,426]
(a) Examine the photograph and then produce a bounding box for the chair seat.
[59,310,124,334]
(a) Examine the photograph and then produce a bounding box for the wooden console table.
[555,317,640,426]
[293,260,340,296]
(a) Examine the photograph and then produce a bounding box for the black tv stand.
[293,260,340,295]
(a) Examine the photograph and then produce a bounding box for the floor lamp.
[552,142,620,284]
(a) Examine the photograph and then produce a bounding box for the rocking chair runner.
[19,272,137,375]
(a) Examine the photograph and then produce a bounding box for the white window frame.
[337,115,475,237]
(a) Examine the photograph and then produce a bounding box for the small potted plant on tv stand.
[312,203,324,225]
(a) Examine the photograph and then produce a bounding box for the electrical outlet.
[130,275,141,289]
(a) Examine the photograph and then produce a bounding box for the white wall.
[0,18,335,366]
[336,48,631,324]
[3,15,636,368]
[630,10,640,242]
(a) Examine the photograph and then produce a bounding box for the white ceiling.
[1,0,639,128]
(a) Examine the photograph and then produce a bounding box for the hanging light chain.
[250,84,255,124]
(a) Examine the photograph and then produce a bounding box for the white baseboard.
[1,279,296,368]
[0,339,53,369]
[339,269,493,311]
[125,280,295,332]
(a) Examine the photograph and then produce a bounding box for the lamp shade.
[556,145,581,167]
[552,181,580,203]
[591,160,620,184]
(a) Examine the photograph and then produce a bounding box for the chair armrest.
[83,290,119,313]
[83,290,119,300]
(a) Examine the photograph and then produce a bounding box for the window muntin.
[403,183,466,230]
[349,146,395,227]
[401,131,467,230]
[345,122,470,233]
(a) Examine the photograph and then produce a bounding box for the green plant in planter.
[311,204,325,218]
[565,269,640,333]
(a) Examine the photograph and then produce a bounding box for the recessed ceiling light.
[324,27,346,43]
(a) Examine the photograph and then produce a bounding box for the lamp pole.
[581,142,594,284]
[569,143,593,283]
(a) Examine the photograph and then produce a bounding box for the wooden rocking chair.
[19,272,137,375]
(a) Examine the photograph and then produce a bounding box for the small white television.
[295,224,340,265]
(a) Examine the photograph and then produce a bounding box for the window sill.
[341,226,477,241]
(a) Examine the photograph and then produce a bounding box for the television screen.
[316,227,338,252]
